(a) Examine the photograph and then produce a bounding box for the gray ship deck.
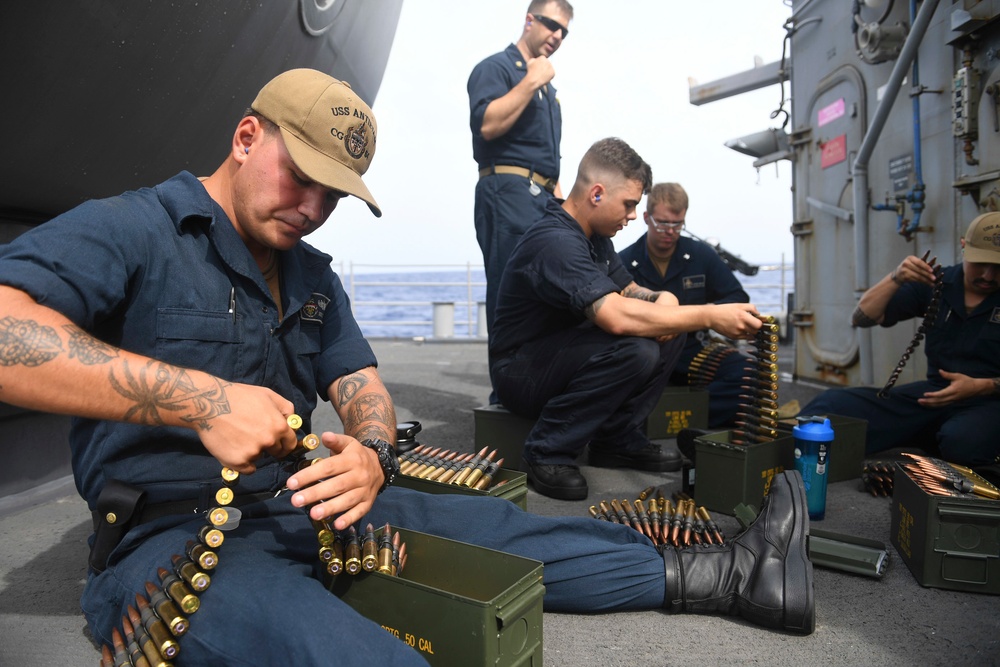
[1,339,998,665]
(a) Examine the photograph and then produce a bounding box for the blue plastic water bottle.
[792,416,834,520]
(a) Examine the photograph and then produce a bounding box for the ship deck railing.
[334,257,793,339]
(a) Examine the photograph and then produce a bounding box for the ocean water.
[340,264,793,339]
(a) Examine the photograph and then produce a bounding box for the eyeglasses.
[648,215,684,232]
[532,14,569,38]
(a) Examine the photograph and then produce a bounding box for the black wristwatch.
[361,438,399,494]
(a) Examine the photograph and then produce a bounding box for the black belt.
[91,490,277,530]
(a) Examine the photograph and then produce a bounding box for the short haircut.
[647,183,689,214]
[576,138,652,195]
[528,0,574,19]
[242,108,279,134]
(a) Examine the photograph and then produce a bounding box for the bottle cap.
[792,416,834,442]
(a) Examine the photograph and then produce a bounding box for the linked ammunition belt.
[731,315,781,445]
[898,452,1000,500]
[862,460,896,497]
[588,486,726,548]
[397,445,506,490]
[98,415,409,667]
[687,340,741,389]
[878,251,944,398]
[314,521,407,580]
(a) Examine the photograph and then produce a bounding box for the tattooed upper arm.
[621,284,660,303]
[851,305,878,328]
[584,295,607,321]
[335,371,369,407]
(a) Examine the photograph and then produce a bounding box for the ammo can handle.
[937,505,1000,520]
[495,584,545,628]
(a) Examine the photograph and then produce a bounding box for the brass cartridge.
[697,506,725,545]
[172,554,210,592]
[345,526,362,575]
[144,581,188,637]
[158,567,199,615]
[406,446,443,476]
[362,523,378,572]
[452,447,489,486]
[101,643,114,667]
[390,531,402,576]
[127,606,172,667]
[326,536,344,576]
[111,627,131,667]
[136,593,180,660]
[463,449,497,488]
[196,525,224,550]
[473,459,503,490]
[185,540,218,571]
[121,615,153,667]
[207,507,229,527]
[377,523,394,575]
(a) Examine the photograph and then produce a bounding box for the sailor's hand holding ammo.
[196,383,298,475]
[286,433,385,530]
[709,302,762,340]
[891,254,938,287]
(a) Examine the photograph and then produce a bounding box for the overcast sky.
[310,1,795,271]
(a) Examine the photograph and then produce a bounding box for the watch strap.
[361,438,399,493]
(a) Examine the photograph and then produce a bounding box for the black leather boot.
[660,470,815,634]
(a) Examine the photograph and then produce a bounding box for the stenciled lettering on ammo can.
[345,121,369,159]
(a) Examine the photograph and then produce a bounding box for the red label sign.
[821,135,847,169]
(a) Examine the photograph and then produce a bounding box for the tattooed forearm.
[109,359,232,428]
[0,316,63,367]
[63,324,119,365]
[851,305,878,328]
[584,295,607,321]
[354,424,389,444]
[344,393,391,432]
[337,372,369,404]
[621,284,660,303]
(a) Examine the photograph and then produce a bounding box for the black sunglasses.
[532,14,569,38]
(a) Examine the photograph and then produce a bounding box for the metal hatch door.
[793,68,867,384]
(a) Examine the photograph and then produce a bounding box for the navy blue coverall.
[0,173,666,665]
[491,199,684,467]
[801,264,1000,465]
[469,43,562,348]
[619,234,750,427]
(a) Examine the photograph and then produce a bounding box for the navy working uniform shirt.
[802,262,1000,463]
[468,43,561,178]
[619,234,749,360]
[0,171,376,507]
[490,198,634,358]
[884,263,1000,383]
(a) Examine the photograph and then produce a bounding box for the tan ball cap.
[964,212,1000,264]
[252,69,381,217]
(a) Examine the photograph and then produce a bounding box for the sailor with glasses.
[619,183,752,428]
